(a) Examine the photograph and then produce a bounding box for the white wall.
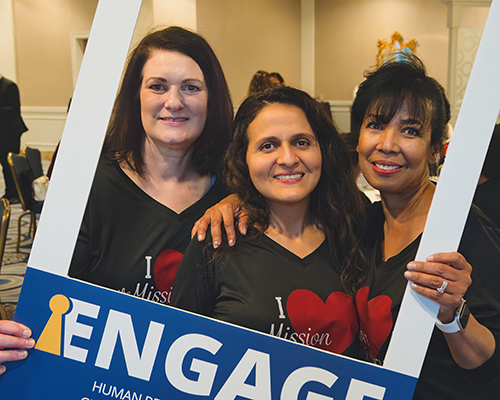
[11,0,491,152]
[16,0,198,154]
[20,107,67,152]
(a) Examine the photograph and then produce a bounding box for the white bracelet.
[435,299,469,334]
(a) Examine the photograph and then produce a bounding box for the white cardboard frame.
[385,0,500,376]
[28,0,142,274]
[26,0,500,384]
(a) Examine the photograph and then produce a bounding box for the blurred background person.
[0,73,28,204]
[269,72,285,86]
[248,70,273,96]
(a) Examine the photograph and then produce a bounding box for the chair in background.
[25,146,44,179]
[0,199,10,320]
[7,151,43,252]
[25,146,49,202]
[0,303,7,320]
[0,198,10,267]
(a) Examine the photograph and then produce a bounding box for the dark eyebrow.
[292,132,317,141]
[400,118,423,127]
[143,77,204,86]
[144,76,167,84]
[257,135,277,142]
[367,114,423,128]
[256,132,316,144]
[181,78,204,85]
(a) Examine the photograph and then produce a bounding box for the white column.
[0,0,17,80]
[301,0,315,95]
[440,0,492,124]
[444,1,461,122]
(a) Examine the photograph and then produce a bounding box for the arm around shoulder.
[192,194,249,247]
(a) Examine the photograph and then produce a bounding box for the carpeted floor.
[0,204,32,319]
[0,160,49,320]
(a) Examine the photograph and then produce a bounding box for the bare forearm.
[444,315,495,369]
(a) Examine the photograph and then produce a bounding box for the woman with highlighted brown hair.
[67,26,233,305]
[0,26,233,375]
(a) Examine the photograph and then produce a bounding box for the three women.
[0,33,498,400]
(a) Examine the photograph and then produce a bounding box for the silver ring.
[437,279,448,295]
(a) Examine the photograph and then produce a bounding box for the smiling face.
[357,104,439,197]
[139,50,208,153]
[245,104,322,209]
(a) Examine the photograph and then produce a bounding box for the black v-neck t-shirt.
[69,156,225,305]
[172,228,362,357]
[362,201,500,399]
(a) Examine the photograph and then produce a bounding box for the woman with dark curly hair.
[172,86,369,356]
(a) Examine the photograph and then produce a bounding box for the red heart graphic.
[154,249,183,303]
[355,286,393,359]
[287,289,358,353]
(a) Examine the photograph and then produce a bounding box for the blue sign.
[0,267,417,399]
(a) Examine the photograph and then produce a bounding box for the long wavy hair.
[221,86,367,294]
[103,26,233,177]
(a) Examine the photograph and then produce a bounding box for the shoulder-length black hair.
[223,86,367,294]
[103,26,233,176]
[351,54,450,148]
